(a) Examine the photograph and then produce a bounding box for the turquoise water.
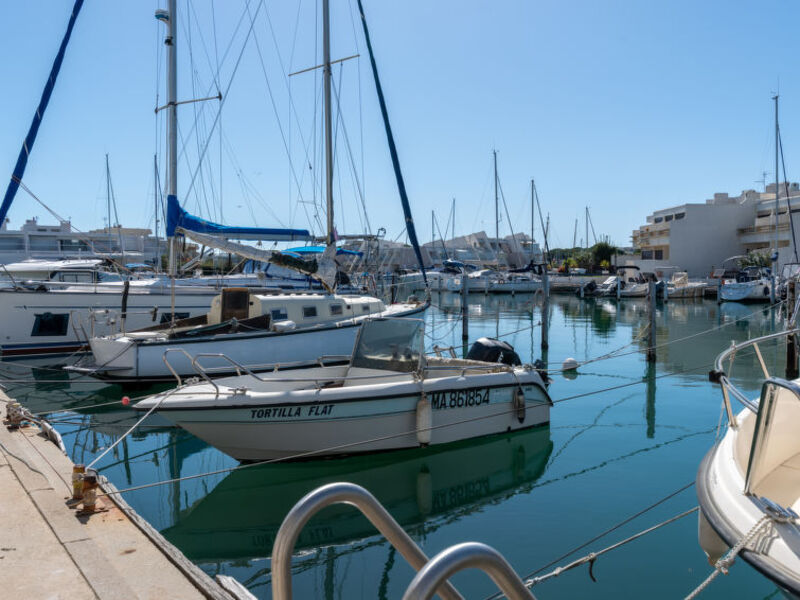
[0,294,787,599]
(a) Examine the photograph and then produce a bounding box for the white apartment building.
[631,183,800,277]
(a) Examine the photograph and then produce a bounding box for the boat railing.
[272,482,536,600]
[713,328,800,427]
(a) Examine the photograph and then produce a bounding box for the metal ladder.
[271,482,536,600]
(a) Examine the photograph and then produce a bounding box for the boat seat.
[754,452,800,510]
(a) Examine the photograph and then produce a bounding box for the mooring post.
[647,281,657,362]
[717,278,722,304]
[616,275,621,300]
[391,272,397,304]
[461,269,469,345]
[541,267,549,350]
[788,281,799,379]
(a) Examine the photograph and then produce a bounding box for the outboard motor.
[466,337,521,366]
[577,280,597,297]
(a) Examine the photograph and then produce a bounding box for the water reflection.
[163,426,553,564]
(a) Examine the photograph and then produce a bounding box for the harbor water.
[0,293,786,599]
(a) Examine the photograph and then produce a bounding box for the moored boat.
[697,328,800,593]
[135,318,551,461]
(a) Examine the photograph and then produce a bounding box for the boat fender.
[562,357,579,371]
[513,387,525,423]
[763,286,770,297]
[416,395,432,445]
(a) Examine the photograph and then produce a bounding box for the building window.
[674,212,685,220]
[664,215,673,222]
[654,217,663,223]
[641,250,653,260]
[330,304,343,316]
[654,249,663,260]
[31,313,69,336]
[302,306,317,318]
[271,308,288,321]
[160,312,189,324]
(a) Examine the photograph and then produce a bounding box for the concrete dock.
[0,388,253,600]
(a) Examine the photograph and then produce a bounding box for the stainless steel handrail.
[402,542,536,600]
[162,348,220,395]
[272,483,462,600]
[714,328,800,424]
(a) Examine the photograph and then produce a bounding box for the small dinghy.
[697,329,800,594]
[135,318,552,461]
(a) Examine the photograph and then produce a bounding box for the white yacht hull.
[87,302,426,380]
[0,285,218,357]
[719,280,771,302]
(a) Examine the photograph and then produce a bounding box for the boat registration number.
[431,388,490,410]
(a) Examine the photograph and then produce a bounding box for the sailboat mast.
[530,179,535,260]
[493,150,499,242]
[155,0,178,276]
[106,154,112,241]
[323,0,334,245]
[774,94,780,281]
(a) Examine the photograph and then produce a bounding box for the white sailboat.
[135,318,551,461]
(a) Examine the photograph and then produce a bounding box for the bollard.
[81,469,99,512]
[541,268,549,350]
[6,402,23,426]
[647,281,657,362]
[72,464,86,500]
[616,276,621,300]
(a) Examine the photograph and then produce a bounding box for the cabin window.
[330,304,343,316]
[31,313,69,336]
[654,250,663,260]
[302,306,318,318]
[362,305,371,313]
[271,308,288,321]
[160,312,189,324]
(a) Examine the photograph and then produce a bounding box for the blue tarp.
[286,245,363,257]
[167,194,311,241]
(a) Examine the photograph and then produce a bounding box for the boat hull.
[150,375,550,461]
[719,281,771,303]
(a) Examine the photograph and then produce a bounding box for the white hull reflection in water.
[162,426,552,562]
[136,318,551,460]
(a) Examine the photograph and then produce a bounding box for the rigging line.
[497,174,517,245]
[183,0,267,204]
[331,76,372,234]
[778,131,799,261]
[241,1,311,217]
[527,507,699,588]
[345,0,367,198]
[483,482,696,600]
[261,2,318,207]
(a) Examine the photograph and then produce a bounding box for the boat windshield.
[351,318,424,373]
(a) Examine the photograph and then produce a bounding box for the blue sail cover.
[167,194,311,241]
[0,0,84,227]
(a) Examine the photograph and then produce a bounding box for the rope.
[526,506,698,587]
[484,481,696,600]
[684,515,773,600]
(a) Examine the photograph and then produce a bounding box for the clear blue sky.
[1,1,799,249]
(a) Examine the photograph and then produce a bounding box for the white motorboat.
[135,318,551,461]
[666,271,705,299]
[81,288,426,380]
[697,329,800,594]
[488,273,542,294]
[719,266,772,303]
[446,269,499,293]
